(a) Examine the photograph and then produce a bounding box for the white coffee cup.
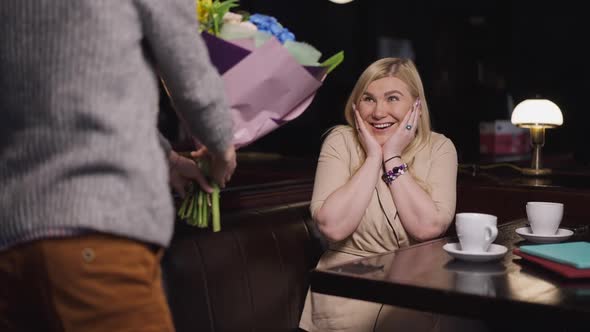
[526,202,564,235]
[455,213,498,253]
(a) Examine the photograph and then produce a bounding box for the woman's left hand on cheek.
[383,105,420,156]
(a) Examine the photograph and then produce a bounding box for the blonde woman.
[299,58,480,331]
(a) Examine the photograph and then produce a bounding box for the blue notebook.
[519,242,590,269]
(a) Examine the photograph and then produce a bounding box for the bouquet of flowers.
[177,0,344,230]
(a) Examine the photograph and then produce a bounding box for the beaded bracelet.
[381,163,408,185]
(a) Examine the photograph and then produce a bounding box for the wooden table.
[310,220,590,330]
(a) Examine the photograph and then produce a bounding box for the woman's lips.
[371,122,394,130]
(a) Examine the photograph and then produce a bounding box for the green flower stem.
[213,14,220,35]
[203,191,209,228]
[176,156,223,232]
[188,191,196,219]
[178,192,189,218]
[192,193,199,226]
[187,192,196,225]
[211,184,220,232]
[197,189,205,228]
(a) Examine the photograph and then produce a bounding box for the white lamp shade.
[511,99,563,127]
[329,0,354,3]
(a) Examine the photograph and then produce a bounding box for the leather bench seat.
[162,202,326,332]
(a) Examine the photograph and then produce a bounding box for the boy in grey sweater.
[0,0,235,330]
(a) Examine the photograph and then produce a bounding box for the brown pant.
[0,234,175,332]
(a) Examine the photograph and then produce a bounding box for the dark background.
[161,0,589,166]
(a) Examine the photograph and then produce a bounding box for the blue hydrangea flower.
[249,13,296,44]
[249,14,276,31]
[269,21,283,35]
[278,29,295,44]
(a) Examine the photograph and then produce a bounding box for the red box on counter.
[479,120,530,155]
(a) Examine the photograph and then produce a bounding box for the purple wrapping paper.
[202,33,250,75]
[203,33,326,148]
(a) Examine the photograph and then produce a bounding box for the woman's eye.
[362,96,374,103]
[387,96,399,102]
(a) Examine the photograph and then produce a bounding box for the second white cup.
[455,213,498,253]
[526,201,564,235]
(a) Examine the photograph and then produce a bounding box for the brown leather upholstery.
[161,202,325,332]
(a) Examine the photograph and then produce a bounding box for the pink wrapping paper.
[203,33,326,148]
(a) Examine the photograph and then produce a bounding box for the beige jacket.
[300,125,459,332]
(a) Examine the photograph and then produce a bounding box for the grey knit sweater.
[0,0,233,249]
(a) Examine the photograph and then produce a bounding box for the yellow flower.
[197,0,212,25]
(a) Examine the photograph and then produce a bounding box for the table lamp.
[511,99,563,176]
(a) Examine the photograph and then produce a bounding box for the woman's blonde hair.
[344,58,432,190]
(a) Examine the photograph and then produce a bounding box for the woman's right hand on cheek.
[353,105,382,162]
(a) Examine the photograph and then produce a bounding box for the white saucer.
[443,243,508,263]
[515,227,574,244]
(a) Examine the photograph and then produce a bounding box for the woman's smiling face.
[357,76,415,146]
